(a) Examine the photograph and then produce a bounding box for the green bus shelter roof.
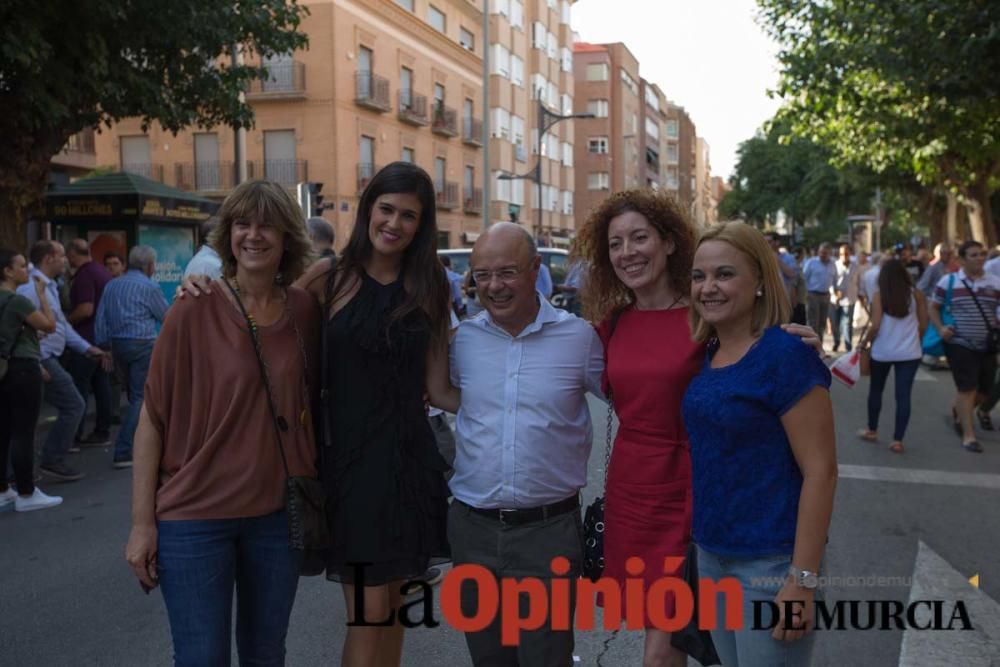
[48,171,216,206]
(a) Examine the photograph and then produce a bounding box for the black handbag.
[961,278,1000,354]
[223,279,332,569]
[669,543,721,665]
[582,309,622,582]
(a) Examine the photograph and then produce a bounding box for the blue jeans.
[65,348,113,437]
[831,303,855,351]
[157,510,302,666]
[111,338,154,461]
[697,546,817,667]
[867,358,921,441]
[40,357,85,467]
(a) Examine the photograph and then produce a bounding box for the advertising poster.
[137,224,195,303]
[86,231,128,266]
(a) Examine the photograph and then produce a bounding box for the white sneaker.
[15,488,63,512]
[0,488,16,510]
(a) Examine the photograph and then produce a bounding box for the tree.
[0,0,308,248]
[758,0,1000,244]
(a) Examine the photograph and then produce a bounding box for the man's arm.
[583,327,606,401]
[67,273,97,324]
[148,285,170,323]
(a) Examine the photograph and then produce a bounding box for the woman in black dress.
[296,162,457,666]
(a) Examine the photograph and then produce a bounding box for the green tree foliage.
[0,1,308,248]
[757,0,1000,244]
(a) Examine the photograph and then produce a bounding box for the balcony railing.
[463,187,483,213]
[121,163,164,182]
[431,104,458,137]
[248,159,308,185]
[64,128,96,154]
[397,90,429,126]
[355,71,391,112]
[435,181,459,209]
[357,163,380,194]
[462,117,483,146]
[175,161,238,192]
[247,61,306,97]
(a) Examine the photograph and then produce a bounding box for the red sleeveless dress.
[597,306,703,627]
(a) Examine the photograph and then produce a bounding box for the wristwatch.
[789,565,820,589]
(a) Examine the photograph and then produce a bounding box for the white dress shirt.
[17,269,91,360]
[449,295,604,509]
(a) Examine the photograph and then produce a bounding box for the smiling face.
[471,225,540,337]
[607,210,674,295]
[368,192,422,258]
[230,216,285,276]
[691,240,760,332]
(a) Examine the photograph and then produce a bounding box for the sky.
[571,0,783,180]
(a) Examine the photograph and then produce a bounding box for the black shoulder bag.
[582,308,623,582]
[223,279,332,563]
[961,278,1000,354]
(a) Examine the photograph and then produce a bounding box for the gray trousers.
[448,501,583,667]
[806,292,831,340]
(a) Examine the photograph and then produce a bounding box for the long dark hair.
[0,247,22,276]
[328,162,449,342]
[878,259,913,318]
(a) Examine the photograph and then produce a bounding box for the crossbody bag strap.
[221,278,292,480]
[961,278,996,331]
[602,308,624,491]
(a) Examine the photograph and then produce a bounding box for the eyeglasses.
[471,267,523,283]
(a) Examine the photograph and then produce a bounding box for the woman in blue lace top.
[681,222,837,666]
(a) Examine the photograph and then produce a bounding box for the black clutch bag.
[582,495,606,582]
[670,543,721,665]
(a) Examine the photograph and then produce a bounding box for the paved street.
[3,364,999,666]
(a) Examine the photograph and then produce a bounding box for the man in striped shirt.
[95,245,169,468]
[929,240,1000,453]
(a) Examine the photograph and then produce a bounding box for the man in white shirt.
[182,219,222,280]
[802,243,838,342]
[830,244,860,351]
[449,223,603,666]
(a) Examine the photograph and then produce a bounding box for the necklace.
[636,293,685,311]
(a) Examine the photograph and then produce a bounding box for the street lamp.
[499,96,594,240]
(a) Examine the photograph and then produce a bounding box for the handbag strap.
[602,308,624,490]
[960,277,996,332]
[222,278,292,480]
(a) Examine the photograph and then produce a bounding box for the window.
[587,99,609,117]
[560,0,571,24]
[561,141,572,167]
[395,0,414,10]
[531,129,539,154]
[645,86,660,110]
[628,112,638,133]
[645,117,659,140]
[464,165,475,200]
[464,98,474,122]
[400,67,413,107]
[666,143,678,163]
[493,170,511,202]
[561,190,573,214]
[546,31,557,59]
[560,47,572,73]
[490,107,511,139]
[531,74,547,101]
[666,120,679,137]
[263,130,297,184]
[511,55,524,86]
[587,172,610,190]
[435,157,446,187]
[511,178,524,205]
[434,83,445,104]
[532,21,546,48]
[546,134,559,159]
[193,133,220,189]
[512,115,525,146]
[120,135,151,176]
[402,147,415,163]
[588,137,609,154]
[546,82,559,108]
[358,46,373,76]
[460,27,475,51]
[428,5,446,32]
[585,63,609,81]
[620,68,638,94]
[511,0,524,28]
[360,135,375,168]
[547,0,556,8]
[491,43,511,78]
[560,94,573,116]
[490,0,510,17]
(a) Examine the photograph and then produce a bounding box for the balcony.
[462,117,483,146]
[247,61,306,99]
[175,161,238,192]
[431,104,458,137]
[357,163,381,194]
[355,72,391,112]
[463,187,483,214]
[435,181,459,209]
[64,128,96,154]
[398,91,429,126]
[121,163,164,182]
[248,159,308,186]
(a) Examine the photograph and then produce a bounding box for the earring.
[756,290,763,297]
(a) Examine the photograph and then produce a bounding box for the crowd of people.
[0,160,993,666]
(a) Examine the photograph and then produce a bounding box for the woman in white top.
[858,259,928,453]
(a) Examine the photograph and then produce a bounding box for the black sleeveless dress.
[322,271,451,584]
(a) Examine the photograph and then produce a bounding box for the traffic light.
[309,182,325,217]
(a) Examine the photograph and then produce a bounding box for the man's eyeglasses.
[471,267,522,283]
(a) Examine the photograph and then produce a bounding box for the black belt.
[808,291,829,295]
[459,495,579,526]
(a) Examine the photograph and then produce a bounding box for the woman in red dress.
[576,190,699,667]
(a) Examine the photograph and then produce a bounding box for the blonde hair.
[689,221,790,343]
[210,180,314,282]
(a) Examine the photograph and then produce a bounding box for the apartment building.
[638,79,671,191]
[572,41,641,222]
[91,0,578,249]
[666,102,697,215]
[693,136,714,227]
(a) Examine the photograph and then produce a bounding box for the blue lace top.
[681,326,831,558]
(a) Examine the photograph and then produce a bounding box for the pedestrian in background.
[440,254,465,316]
[0,248,62,512]
[17,240,106,482]
[307,216,336,260]
[916,243,953,298]
[684,221,836,666]
[182,219,222,280]
[95,245,169,468]
[929,240,1000,453]
[858,260,928,453]
[65,239,114,447]
[830,243,860,352]
[802,242,836,341]
[103,252,126,278]
[125,180,319,665]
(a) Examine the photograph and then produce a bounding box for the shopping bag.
[831,349,862,388]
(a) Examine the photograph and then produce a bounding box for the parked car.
[437,247,570,285]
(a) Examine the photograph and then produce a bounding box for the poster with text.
[138,224,195,304]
